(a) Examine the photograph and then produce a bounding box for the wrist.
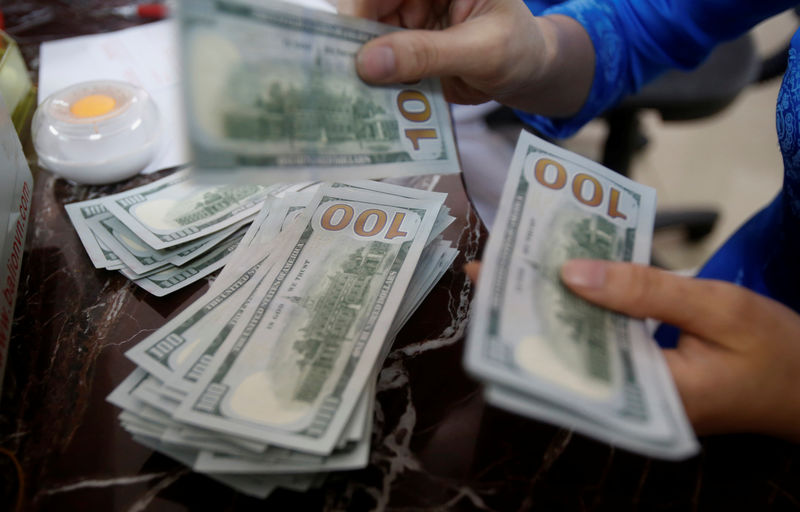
[513,14,594,117]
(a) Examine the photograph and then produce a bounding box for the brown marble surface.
[1,2,800,511]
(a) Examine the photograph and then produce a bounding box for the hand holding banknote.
[561,259,800,442]
[465,259,800,442]
[181,0,460,183]
[342,0,593,116]
[464,131,697,459]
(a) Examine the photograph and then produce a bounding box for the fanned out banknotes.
[465,131,699,460]
[65,168,315,296]
[107,179,459,498]
[179,0,460,184]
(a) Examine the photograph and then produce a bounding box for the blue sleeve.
[517,0,796,139]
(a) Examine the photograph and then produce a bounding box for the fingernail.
[561,259,608,289]
[357,45,396,81]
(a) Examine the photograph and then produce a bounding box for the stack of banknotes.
[105,179,458,498]
[465,131,699,460]
[65,169,311,296]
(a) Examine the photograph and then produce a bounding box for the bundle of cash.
[65,168,312,296]
[465,131,699,460]
[107,180,458,498]
[179,0,460,184]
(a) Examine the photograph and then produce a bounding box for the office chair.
[600,32,762,242]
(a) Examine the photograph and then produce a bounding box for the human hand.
[464,259,800,441]
[339,0,594,115]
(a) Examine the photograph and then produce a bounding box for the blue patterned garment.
[516,0,800,346]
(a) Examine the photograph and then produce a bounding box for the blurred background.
[558,10,797,271]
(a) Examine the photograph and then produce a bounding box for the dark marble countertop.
[1,2,799,511]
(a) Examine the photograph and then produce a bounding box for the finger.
[662,342,721,434]
[662,335,771,436]
[661,336,721,401]
[338,0,402,20]
[356,20,506,84]
[336,0,367,18]
[396,0,433,28]
[560,259,758,343]
[662,346,699,424]
[463,261,481,283]
[441,77,492,105]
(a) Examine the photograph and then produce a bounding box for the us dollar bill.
[90,213,251,276]
[193,422,371,474]
[166,200,318,393]
[212,194,314,292]
[190,376,375,474]
[107,178,458,492]
[179,0,459,184]
[103,168,273,249]
[131,223,250,297]
[133,434,319,499]
[464,130,698,460]
[163,183,448,394]
[125,252,277,384]
[173,184,441,454]
[65,200,121,269]
[125,195,314,394]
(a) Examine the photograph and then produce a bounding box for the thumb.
[559,259,747,342]
[356,24,491,84]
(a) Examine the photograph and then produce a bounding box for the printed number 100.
[533,158,629,220]
[397,90,437,150]
[321,204,409,240]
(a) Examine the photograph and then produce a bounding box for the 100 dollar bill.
[464,130,698,459]
[180,0,459,183]
[173,184,441,454]
[104,168,272,249]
